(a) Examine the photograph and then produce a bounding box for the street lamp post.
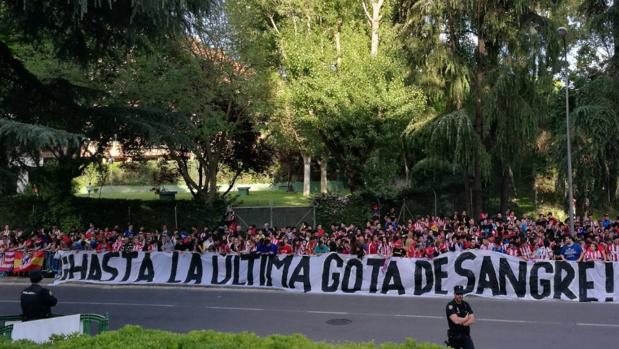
[558,26,575,237]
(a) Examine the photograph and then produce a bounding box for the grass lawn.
[76,190,313,207]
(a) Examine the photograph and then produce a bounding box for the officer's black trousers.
[449,335,475,349]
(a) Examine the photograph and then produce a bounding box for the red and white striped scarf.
[112,240,123,252]
[133,241,144,252]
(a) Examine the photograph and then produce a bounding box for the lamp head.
[557,27,568,38]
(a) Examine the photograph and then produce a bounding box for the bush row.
[1,190,465,232]
[0,196,226,232]
[0,325,447,349]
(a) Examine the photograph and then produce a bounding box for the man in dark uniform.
[445,285,475,349]
[20,270,57,321]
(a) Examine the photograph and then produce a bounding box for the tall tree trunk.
[611,176,618,206]
[499,166,510,214]
[472,10,487,220]
[612,0,619,75]
[463,170,471,215]
[401,138,410,188]
[207,162,218,201]
[319,158,328,194]
[334,20,342,68]
[608,163,618,206]
[286,158,293,192]
[362,0,384,57]
[0,152,17,195]
[302,154,311,197]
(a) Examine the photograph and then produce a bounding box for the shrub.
[0,326,448,349]
[0,196,226,232]
[313,193,369,227]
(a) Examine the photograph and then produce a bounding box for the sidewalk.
[0,276,55,286]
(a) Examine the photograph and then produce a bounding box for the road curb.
[0,277,285,292]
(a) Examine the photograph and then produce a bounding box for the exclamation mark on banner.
[605,263,614,302]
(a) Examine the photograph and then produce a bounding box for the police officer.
[445,285,475,349]
[20,270,57,321]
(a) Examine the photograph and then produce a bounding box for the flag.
[0,252,14,272]
[14,251,45,272]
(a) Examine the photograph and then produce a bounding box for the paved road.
[1,280,618,348]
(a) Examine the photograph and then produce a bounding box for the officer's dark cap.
[454,285,464,295]
[29,270,43,283]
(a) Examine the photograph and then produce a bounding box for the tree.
[114,42,273,204]
[548,0,619,212]
[399,0,563,217]
[0,0,212,224]
[230,0,426,193]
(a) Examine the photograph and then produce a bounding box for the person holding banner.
[560,236,583,261]
[445,286,475,349]
[20,270,57,321]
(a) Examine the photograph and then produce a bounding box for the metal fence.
[233,205,315,229]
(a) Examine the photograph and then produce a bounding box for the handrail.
[0,324,13,340]
[80,313,109,334]
[0,315,22,328]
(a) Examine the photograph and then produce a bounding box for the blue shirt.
[560,243,582,261]
[257,243,277,255]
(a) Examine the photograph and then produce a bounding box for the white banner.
[54,251,619,302]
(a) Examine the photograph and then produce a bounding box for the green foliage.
[408,110,489,175]
[111,9,275,202]
[400,0,565,214]
[550,74,619,210]
[0,196,226,232]
[313,193,370,226]
[0,0,214,220]
[281,22,426,190]
[544,0,619,211]
[230,0,427,192]
[0,326,446,349]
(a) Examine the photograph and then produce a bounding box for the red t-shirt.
[368,242,379,254]
[425,246,437,258]
[279,244,293,255]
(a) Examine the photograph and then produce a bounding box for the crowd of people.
[2,209,619,266]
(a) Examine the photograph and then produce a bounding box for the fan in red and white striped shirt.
[581,243,606,262]
[606,238,619,262]
[507,242,520,258]
[519,241,533,261]
[532,242,553,261]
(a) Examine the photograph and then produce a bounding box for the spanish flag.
[13,251,45,272]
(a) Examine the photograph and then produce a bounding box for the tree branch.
[222,169,242,197]
[267,14,280,34]
[361,0,372,23]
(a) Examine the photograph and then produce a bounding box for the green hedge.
[0,196,226,231]
[313,193,370,227]
[0,325,448,349]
